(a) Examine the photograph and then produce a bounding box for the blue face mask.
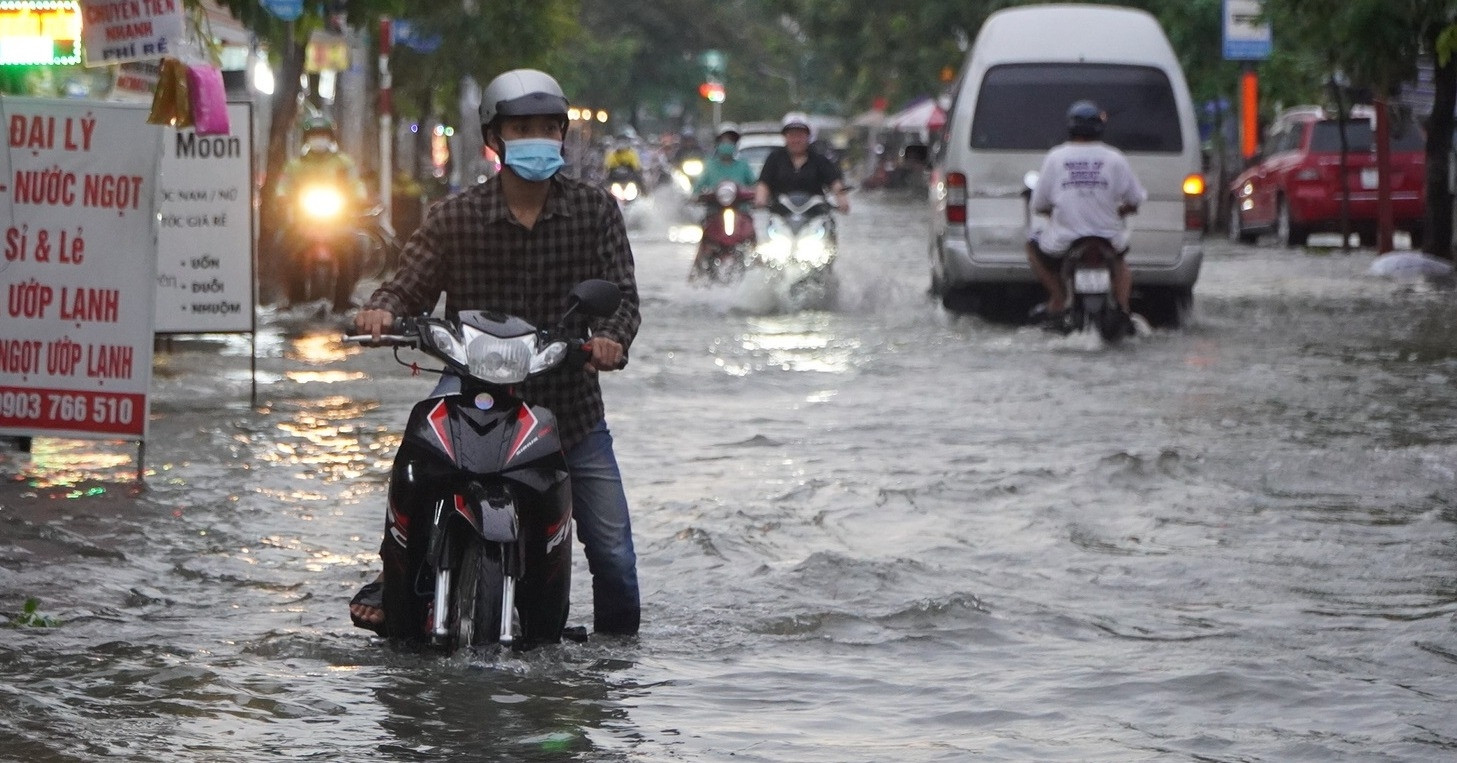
[502,138,564,181]
[715,141,736,159]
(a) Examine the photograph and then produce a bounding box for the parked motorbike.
[749,192,839,307]
[690,180,756,284]
[343,279,623,652]
[1023,171,1133,343]
[282,181,396,312]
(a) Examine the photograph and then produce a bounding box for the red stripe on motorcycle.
[427,401,454,461]
[507,406,539,463]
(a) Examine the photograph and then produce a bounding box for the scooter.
[689,180,756,284]
[749,192,839,308]
[1055,236,1134,343]
[343,279,623,652]
[1023,171,1133,343]
[282,181,396,312]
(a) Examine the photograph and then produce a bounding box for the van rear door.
[968,63,1193,267]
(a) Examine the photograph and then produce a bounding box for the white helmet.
[781,111,812,136]
[715,121,741,142]
[478,69,569,127]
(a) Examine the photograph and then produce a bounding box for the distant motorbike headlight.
[714,182,738,207]
[610,181,639,202]
[795,237,833,268]
[681,158,704,178]
[466,333,536,384]
[755,232,793,265]
[299,184,346,222]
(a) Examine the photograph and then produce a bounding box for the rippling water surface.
[2,189,1455,761]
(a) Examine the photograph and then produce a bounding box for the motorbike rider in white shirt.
[1027,100,1148,321]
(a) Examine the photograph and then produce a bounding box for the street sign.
[1222,0,1271,61]
[260,0,303,22]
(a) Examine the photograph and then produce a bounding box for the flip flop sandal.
[349,580,386,636]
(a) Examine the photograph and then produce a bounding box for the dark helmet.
[478,69,569,129]
[1067,100,1105,139]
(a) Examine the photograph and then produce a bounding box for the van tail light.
[1182,172,1205,231]
[946,172,966,224]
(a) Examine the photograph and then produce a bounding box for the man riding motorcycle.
[1027,100,1146,324]
[754,112,849,214]
[275,116,370,311]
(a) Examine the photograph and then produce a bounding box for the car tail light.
[946,172,966,224]
[1182,173,1205,231]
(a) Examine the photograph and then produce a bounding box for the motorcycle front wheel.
[452,537,506,651]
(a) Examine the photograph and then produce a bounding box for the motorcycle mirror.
[567,279,622,318]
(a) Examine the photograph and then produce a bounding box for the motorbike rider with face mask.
[350,68,643,638]
[689,122,759,279]
[1027,100,1146,322]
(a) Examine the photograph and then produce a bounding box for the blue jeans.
[566,420,640,635]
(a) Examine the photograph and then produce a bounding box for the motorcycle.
[1023,171,1133,343]
[689,180,756,284]
[282,181,396,313]
[749,192,839,308]
[342,279,623,652]
[605,166,646,229]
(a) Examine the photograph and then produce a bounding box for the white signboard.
[155,102,254,333]
[80,0,185,66]
[1222,0,1272,61]
[0,97,160,440]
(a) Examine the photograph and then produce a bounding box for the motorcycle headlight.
[620,182,639,201]
[426,324,468,365]
[299,185,346,221]
[714,183,737,207]
[796,238,833,268]
[681,158,704,177]
[466,333,536,384]
[755,236,792,265]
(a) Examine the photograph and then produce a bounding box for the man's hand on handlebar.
[355,308,395,341]
[584,336,626,372]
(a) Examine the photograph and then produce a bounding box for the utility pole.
[378,17,393,229]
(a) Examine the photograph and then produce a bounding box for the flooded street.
[2,189,1456,761]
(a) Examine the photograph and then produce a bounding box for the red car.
[1227,107,1426,246]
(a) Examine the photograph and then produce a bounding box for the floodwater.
[2,188,1455,761]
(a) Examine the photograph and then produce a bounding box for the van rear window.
[971,63,1183,153]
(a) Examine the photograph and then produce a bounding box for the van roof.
[971,4,1176,67]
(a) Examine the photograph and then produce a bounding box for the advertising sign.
[155,102,253,333]
[1222,0,1272,61]
[79,0,185,66]
[0,98,160,440]
[0,1,81,65]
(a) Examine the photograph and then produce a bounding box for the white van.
[928,4,1205,325]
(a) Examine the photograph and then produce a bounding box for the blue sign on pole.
[392,21,443,54]
[1222,0,1272,61]
[260,0,304,22]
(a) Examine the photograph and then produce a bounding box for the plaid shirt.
[364,173,640,449]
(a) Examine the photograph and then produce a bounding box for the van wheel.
[1276,198,1308,247]
[1228,202,1257,244]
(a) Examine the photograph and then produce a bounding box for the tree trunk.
[1425,46,1456,260]
[258,38,307,304]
